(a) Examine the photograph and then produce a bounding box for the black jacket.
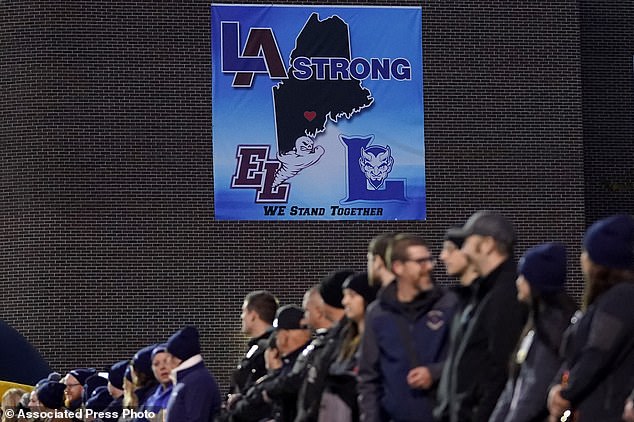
[229,329,273,395]
[558,282,634,422]
[295,318,348,422]
[434,258,527,422]
[264,341,312,422]
[490,294,576,422]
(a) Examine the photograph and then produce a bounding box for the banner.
[211,4,425,220]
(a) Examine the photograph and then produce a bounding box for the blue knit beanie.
[584,214,634,269]
[36,381,66,410]
[167,326,201,361]
[108,360,129,390]
[133,344,159,378]
[518,242,567,293]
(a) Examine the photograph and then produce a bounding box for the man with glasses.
[434,211,527,422]
[358,233,458,422]
[62,367,96,419]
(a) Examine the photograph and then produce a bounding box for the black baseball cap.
[273,305,304,330]
[448,211,516,250]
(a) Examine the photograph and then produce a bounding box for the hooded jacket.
[358,281,457,422]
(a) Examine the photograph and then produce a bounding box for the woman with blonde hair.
[1,387,28,422]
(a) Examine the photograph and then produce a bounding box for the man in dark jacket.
[262,305,312,422]
[229,291,278,397]
[434,211,527,422]
[165,326,221,422]
[294,270,352,421]
[358,234,458,422]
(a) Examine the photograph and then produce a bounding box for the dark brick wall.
[580,1,634,223]
[1,1,589,390]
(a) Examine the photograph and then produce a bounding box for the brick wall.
[580,0,634,223]
[0,0,590,390]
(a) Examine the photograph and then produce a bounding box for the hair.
[122,376,138,409]
[583,261,634,309]
[368,232,395,261]
[386,233,429,269]
[245,290,279,325]
[508,290,577,380]
[131,364,158,393]
[338,319,361,362]
[2,388,28,422]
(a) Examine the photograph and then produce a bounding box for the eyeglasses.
[407,256,436,265]
[65,383,82,388]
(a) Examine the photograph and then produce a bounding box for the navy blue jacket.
[166,356,221,422]
[358,281,457,422]
[558,282,634,422]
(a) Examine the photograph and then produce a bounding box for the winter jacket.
[142,383,173,421]
[558,282,634,422]
[295,318,347,422]
[264,341,311,422]
[490,296,576,422]
[434,258,527,422]
[165,355,221,422]
[229,329,273,396]
[320,322,363,422]
[358,281,458,422]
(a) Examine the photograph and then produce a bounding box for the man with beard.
[434,211,527,422]
[367,233,396,287]
[63,368,96,411]
[359,233,457,422]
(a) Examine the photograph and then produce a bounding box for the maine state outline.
[271,13,374,187]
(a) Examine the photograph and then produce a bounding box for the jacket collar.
[169,354,203,384]
[248,327,273,347]
[472,258,516,300]
[378,279,443,319]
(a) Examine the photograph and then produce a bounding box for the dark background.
[1,0,632,390]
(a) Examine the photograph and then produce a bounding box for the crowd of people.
[2,211,634,422]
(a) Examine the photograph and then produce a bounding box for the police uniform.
[229,328,273,396]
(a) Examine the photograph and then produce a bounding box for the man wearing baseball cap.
[435,211,527,422]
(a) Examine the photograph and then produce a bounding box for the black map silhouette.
[272,13,374,155]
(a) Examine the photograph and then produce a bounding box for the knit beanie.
[342,272,379,306]
[36,381,66,410]
[518,242,567,293]
[583,214,634,269]
[319,270,354,309]
[167,326,201,361]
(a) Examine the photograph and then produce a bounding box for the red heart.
[304,111,317,122]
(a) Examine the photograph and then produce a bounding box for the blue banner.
[211,4,425,220]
